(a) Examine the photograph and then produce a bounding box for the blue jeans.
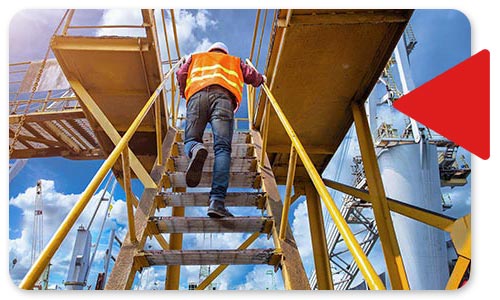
[184,85,235,202]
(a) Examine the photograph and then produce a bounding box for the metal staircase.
[17,9,471,291]
[105,129,308,290]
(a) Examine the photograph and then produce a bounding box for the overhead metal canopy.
[255,9,413,184]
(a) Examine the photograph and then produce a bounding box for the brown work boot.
[185,144,208,187]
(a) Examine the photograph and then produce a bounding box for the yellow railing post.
[19,62,180,290]
[169,9,181,59]
[352,101,409,290]
[249,10,261,62]
[161,9,175,127]
[155,98,163,166]
[305,183,334,290]
[279,144,297,240]
[246,58,385,289]
[61,9,75,36]
[260,98,271,168]
[246,85,254,129]
[121,146,137,244]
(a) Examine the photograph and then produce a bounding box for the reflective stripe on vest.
[184,52,244,105]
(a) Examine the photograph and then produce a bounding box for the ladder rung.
[156,191,266,208]
[136,249,280,267]
[178,131,251,144]
[173,156,257,173]
[166,171,260,189]
[174,143,255,158]
[148,216,274,234]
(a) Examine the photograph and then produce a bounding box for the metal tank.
[378,141,449,289]
[374,34,449,289]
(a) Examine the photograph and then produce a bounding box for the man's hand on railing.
[179,55,190,65]
[262,75,267,85]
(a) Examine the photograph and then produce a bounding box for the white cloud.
[9,179,124,287]
[291,199,313,268]
[95,9,217,58]
[235,265,282,290]
[193,37,213,54]
[96,9,144,37]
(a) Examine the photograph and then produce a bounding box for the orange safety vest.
[185,52,244,106]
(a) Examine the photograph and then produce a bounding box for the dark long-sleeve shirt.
[175,55,264,99]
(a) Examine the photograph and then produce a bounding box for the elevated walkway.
[255,9,413,184]
[18,9,471,291]
[50,10,167,175]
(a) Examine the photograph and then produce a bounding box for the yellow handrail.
[19,61,182,290]
[246,59,385,290]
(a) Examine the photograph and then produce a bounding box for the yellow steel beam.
[169,9,181,59]
[352,101,409,290]
[10,147,103,160]
[70,79,156,189]
[9,109,86,124]
[196,232,261,290]
[248,68,385,290]
[160,9,175,127]
[51,35,151,52]
[20,67,175,290]
[254,9,268,69]
[445,256,470,290]
[165,193,185,290]
[12,133,61,148]
[249,10,261,62]
[61,9,75,35]
[279,145,297,240]
[446,214,471,290]
[260,99,271,168]
[56,119,88,150]
[155,99,163,165]
[121,147,137,244]
[322,178,456,232]
[305,183,334,290]
[41,121,81,153]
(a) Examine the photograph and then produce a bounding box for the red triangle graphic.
[393,49,490,159]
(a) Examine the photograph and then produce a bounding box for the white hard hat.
[208,42,229,54]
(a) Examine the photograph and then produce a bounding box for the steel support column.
[165,188,185,290]
[352,101,409,290]
[305,183,334,290]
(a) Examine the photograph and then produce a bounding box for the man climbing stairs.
[105,129,309,290]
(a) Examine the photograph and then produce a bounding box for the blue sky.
[8,9,471,290]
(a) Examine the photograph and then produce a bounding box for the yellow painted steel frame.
[305,183,334,290]
[279,145,297,240]
[249,10,261,62]
[352,102,409,290]
[196,232,261,290]
[321,179,471,289]
[165,189,185,290]
[19,63,179,290]
[247,59,385,290]
[121,147,137,244]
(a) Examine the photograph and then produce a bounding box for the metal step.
[155,191,266,208]
[135,249,281,267]
[173,143,255,158]
[148,216,274,234]
[172,156,257,173]
[178,131,251,144]
[166,171,260,189]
